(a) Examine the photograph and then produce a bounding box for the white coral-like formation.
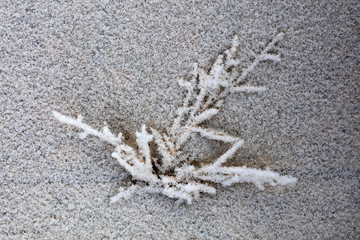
[53,32,297,204]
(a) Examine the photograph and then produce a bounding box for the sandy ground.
[1,0,359,239]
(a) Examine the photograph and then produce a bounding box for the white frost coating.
[52,111,123,146]
[112,145,159,184]
[191,127,239,143]
[205,55,229,90]
[172,76,196,135]
[193,108,219,125]
[195,166,297,190]
[151,127,175,171]
[53,32,297,204]
[135,125,153,167]
[261,53,281,62]
[213,139,244,167]
[231,86,267,93]
[110,185,139,203]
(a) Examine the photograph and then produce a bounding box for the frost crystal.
[53,32,297,204]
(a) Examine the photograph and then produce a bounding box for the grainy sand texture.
[1,1,359,239]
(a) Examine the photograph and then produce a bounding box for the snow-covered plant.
[53,32,297,204]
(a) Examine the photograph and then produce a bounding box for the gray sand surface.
[1,1,359,239]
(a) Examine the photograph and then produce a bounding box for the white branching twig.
[53,32,297,204]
